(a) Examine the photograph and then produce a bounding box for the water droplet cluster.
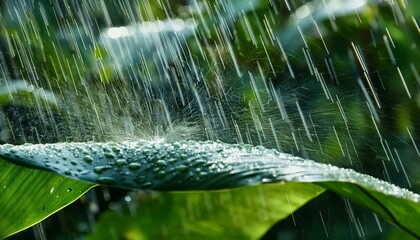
[0,140,418,203]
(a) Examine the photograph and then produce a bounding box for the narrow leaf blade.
[0,160,94,238]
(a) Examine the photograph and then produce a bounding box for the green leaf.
[318,181,420,238]
[0,140,419,238]
[86,182,420,239]
[0,80,62,108]
[0,141,332,190]
[87,183,325,240]
[0,160,94,238]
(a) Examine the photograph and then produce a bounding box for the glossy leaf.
[0,141,335,190]
[0,160,94,238]
[0,140,419,238]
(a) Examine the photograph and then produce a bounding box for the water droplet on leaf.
[94,165,111,174]
[112,147,121,153]
[128,162,141,170]
[83,156,94,163]
[175,165,188,172]
[116,159,128,166]
[156,170,166,179]
[98,177,116,184]
[156,160,167,167]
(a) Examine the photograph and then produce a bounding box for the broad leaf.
[318,181,420,238]
[86,182,420,239]
[0,140,419,238]
[0,160,94,239]
[87,183,325,240]
[0,141,336,190]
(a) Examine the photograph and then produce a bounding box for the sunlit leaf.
[0,160,94,239]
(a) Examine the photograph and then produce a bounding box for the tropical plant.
[1,141,420,239]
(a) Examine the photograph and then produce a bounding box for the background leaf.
[87,183,324,240]
[0,80,61,108]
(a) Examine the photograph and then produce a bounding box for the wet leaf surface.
[0,140,419,238]
[0,160,93,239]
